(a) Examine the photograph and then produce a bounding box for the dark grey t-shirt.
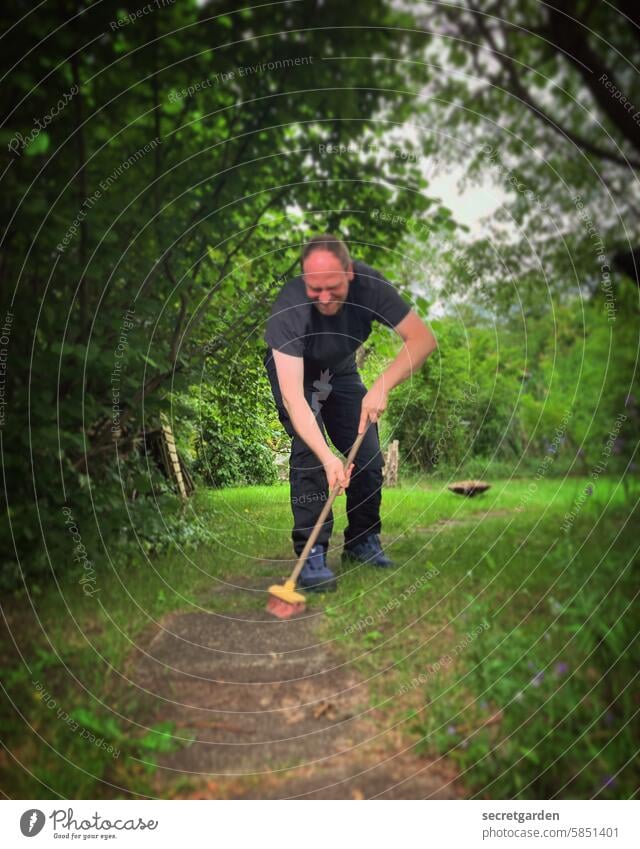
[264,260,411,377]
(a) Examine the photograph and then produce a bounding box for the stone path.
[128,592,466,799]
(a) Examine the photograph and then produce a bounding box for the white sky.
[428,169,506,236]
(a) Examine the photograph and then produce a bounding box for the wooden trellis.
[157,413,194,499]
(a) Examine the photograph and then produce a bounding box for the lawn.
[1,475,637,798]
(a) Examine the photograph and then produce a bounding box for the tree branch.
[545,0,640,156]
[70,52,89,340]
[467,3,640,168]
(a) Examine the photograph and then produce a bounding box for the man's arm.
[358,310,437,433]
[273,349,353,491]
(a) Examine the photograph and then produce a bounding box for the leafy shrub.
[195,417,278,487]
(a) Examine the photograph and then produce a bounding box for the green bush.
[189,361,281,488]
[386,285,639,478]
[195,417,277,488]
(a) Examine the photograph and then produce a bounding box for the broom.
[266,424,370,619]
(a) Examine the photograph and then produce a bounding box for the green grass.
[1,475,637,798]
[314,478,639,799]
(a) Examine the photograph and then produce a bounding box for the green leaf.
[25,131,50,156]
[137,722,178,752]
[364,630,384,644]
[71,709,123,740]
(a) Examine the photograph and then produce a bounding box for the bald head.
[302,247,353,316]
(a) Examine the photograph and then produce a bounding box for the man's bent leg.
[289,435,333,555]
[264,351,334,556]
[320,373,385,548]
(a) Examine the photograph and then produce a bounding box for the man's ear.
[346,262,354,281]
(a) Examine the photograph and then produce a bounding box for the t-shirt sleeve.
[264,284,308,357]
[370,266,412,328]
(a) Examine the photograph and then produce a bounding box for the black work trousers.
[265,354,385,555]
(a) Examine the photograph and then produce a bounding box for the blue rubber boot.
[342,534,394,568]
[297,544,337,592]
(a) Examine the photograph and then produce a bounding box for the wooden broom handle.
[288,423,371,585]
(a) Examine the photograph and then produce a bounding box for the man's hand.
[358,379,389,433]
[323,455,354,494]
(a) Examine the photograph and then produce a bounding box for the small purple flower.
[554,662,569,676]
[531,671,544,687]
[447,725,457,735]
[600,774,616,789]
[604,710,615,727]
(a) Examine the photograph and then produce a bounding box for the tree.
[0,0,455,584]
[413,0,640,309]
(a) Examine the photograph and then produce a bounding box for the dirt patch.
[127,604,466,799]
[413,509,517,534]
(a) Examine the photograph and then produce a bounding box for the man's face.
[302,249,353,316]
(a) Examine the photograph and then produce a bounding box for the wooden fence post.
[384,439,399,487]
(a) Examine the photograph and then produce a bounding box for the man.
[264,234,437,592]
